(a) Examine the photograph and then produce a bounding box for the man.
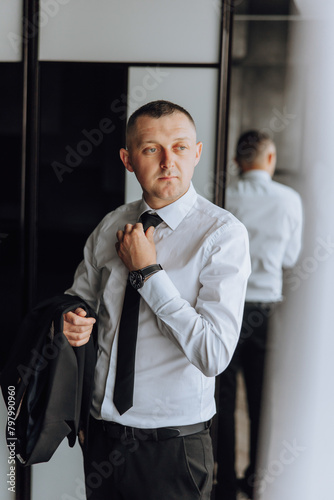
[63,100,251,500]
[217,130,303,500]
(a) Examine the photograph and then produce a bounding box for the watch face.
[129,271,143,289]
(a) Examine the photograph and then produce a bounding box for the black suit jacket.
[0,294,97,466]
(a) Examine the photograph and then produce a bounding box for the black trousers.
[216,302,272,500]
[83,417,214,500]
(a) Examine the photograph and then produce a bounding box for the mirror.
[215,1,304,499]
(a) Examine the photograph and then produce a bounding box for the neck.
[242,166,273,177]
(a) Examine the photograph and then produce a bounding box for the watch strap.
[140,264,162,280]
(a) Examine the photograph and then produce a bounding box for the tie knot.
[139,212,163,232]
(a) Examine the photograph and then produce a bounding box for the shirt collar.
[241,170,272,183]
[138,182,197,230]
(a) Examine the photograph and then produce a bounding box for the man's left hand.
[116,223,157,271]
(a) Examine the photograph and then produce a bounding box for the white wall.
[39,0,221,63]
[0,0,22,62]
[125,66,219,203]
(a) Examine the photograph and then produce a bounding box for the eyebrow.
[138,137,192,146]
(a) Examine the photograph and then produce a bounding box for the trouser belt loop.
[124,426,136,441]
[152,429,159,442]
[205,418,212,430]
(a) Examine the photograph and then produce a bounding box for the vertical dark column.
[214,1,233,209]
[212,2,233,499]
[17,1,40,499]
[21,0,40,313]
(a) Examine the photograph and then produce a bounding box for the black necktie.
[113,212,162,415]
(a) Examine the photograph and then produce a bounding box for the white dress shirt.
[66,183,250,428]
[225,170,303,303]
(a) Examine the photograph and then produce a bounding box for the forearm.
[139,269,248,377]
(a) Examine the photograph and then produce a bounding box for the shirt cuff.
[138,269,180,313]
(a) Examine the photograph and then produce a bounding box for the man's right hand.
[63,307,96,347]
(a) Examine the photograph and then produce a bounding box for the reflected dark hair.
[235,130,273,167]
[126,100,196,145]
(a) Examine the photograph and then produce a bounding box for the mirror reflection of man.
[217,130,303,500]
[63,101,251,500]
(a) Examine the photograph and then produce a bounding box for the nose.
[160,148,174,169]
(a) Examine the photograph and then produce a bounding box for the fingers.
[117,223,143,238]
[117,221,159,240]
[116,224,137,250]
[117,222,154,244]
[124,223,135,233]
[64,309,96,327]
[115,221,157,270]
[63,327,92,347]
[63,309,96,347]
[116,223,143,255]
[116,229,123,242]
[65,332,91,347]
[74,307,88,317]
[145,226,155,241]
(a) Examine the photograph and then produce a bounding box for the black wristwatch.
[129,264,163,290]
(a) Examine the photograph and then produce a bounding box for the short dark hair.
[235,130,273,168]
[126,100,196,145]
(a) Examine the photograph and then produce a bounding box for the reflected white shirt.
[225,170,303,302]
[66,183,250,428]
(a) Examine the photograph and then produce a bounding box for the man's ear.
[194,141,203,167]
[120,148,133,173]
[268,151,277,165]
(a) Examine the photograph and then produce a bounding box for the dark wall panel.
[0,62,24,370]
[37,62,127,299]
